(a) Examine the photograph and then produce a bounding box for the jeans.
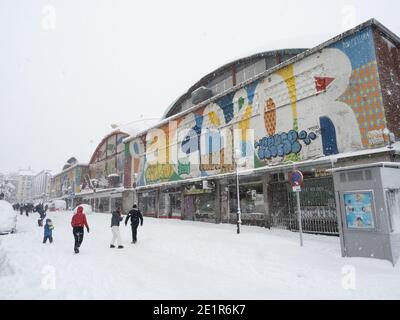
[131,223,139,242]
[73,227,84,250]
[43,236,53,243]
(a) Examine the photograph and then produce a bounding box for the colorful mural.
[128,26,389,187]
[88,132,129,188]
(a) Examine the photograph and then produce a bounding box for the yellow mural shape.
[277,64,298,131]
[208,111,221,126]
[238,105,253,142]
[145,164,174,183]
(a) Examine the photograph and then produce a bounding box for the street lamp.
[234,149,242,234]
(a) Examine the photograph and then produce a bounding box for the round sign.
[289,170,303,187]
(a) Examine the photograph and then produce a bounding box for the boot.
[110,244,115,248]
[118,245,124,249]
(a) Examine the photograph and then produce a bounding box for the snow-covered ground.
[1,211,400,300]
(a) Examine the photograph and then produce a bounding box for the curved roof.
[115,119,160,137]
[89,130,128,165]
[162,48,307,119]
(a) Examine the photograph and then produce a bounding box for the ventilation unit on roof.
[191,86,213,105]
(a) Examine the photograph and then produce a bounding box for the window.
[229,183,264,214]
[138,191,157,216]
[160,190,182,218]
[348,171,364,182]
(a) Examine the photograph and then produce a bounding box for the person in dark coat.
[110,207,124,249]
[125,204,143,244]
[34,203,47,227]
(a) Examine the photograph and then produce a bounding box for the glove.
[86,227,90,233]
[141,222,143,226]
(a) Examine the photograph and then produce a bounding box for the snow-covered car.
[48,200,67,211]
[0,200,17,235]
[73,204,93,215]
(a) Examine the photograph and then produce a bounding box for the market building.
[72,130,130,212]
[124,19,400,235]
[49,157,89,209]
[73,120,158,213]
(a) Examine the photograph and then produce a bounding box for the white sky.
[0,0,399,175]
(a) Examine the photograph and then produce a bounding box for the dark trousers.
[73,227,84,249]
[131,223,139,242]
[20,209,23,215]
[43,236,53,243]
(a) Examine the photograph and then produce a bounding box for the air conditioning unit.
[191,86,213,105]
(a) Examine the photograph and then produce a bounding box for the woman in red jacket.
[71,206,90,254]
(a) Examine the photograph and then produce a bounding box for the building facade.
[74,131,130,212]
[32,170,52,203]
[14,169,36,203]
[49,158,89,209]
[124,19,400,234]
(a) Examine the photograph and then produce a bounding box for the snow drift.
[0,200,17,234]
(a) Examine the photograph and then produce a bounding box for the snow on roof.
[108,174,119,177]
[53,162,89,178]
[114,118,159,138]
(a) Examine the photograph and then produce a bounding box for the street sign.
[289,170,304,187]
[292,185,301,192]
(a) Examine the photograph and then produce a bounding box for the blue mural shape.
[320,116,339,156]
[216,92,234,124]
[245,81,259,105]
[330,27,376,69]
[181,129,199,155]
[181,114,204,155]
[255,130,317,160]
[205,129,221,154]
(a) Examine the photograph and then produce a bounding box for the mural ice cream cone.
[264,98,277,136]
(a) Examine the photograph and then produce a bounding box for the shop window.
[110,197,123,212]
[270,173,285,183]
[195,193,216,218]
[99,197,110,213]
[160,190,182,218]
[138,191,157,216]
[229,183,264,214]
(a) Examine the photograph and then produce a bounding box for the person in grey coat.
[110,207,124,249]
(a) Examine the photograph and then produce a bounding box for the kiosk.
[331,163,400,265]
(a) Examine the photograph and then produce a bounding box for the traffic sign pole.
[296,190,303,247]
[289,170,304,247]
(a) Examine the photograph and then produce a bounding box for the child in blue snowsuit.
[43,219,54,244]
